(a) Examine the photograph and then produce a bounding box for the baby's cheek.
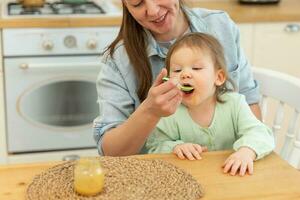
[169,73,179,79]
[191,94,201,105]
[168,75,180,86]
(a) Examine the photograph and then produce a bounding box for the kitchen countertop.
[1,151,300,199]
[0,0,299,28]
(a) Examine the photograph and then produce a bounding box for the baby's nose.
[181,72,192,79]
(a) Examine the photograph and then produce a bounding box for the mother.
[93,0,261,156]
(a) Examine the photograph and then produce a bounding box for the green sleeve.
[233,95,275,160]
[145,116,184,153]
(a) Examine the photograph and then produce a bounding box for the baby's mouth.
[162,77,194,94]
[180,83,194,94]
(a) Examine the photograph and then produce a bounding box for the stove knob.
[87,39,97,50]
[42,40,54,51]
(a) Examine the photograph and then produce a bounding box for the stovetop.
[8,2,105,15]
[2,0,121,18]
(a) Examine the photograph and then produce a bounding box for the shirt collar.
[184,7,209,33]
[145,29,163,58]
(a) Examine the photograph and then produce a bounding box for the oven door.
[4,56,101,153]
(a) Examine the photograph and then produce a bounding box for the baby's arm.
[145,129,184,153]
[222,147,256,176]
[225,94,275,176]
[145,108,208,159]
[146,127,208,160]
[146,110,188,153]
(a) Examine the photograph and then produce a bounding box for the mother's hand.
[142,68,182,118]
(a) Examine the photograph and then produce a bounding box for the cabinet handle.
[19,63,29,69]
[284,24,300,33]
[19,62,100,70]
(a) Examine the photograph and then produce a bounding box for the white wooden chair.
[252,67,300,169]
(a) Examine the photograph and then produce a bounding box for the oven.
[3,27,119,153]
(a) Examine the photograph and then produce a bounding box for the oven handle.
[19,62,100,70]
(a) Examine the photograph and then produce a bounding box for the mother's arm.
[96,64,182,156]
[101,102,160,156]
[229,16,262,120]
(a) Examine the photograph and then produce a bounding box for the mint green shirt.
[145,93,275,160]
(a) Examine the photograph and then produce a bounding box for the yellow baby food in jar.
[74,157,105,196]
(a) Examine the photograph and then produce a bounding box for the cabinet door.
[238,23,254,63]
[253,22,300,78]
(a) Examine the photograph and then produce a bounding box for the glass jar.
[74,157,105,196]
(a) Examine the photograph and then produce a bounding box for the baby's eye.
[173,69,182,73]
[192,67,202,71]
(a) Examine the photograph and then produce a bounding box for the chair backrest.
[252,67,300,169]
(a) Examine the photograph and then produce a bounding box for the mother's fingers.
[152,68,167,87]
[166,93,182,109]
[149,80,179,101]
[159,86,182,102]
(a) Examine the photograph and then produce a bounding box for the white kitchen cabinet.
[238,22,300,78]
[252,22,300,78]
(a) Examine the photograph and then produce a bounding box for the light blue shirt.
[93,8,260,155]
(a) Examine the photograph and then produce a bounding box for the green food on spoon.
[162,77,194,92]
[180,85,194,92]
[162,77,170,82]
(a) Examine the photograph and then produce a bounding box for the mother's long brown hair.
[103,1,188,101]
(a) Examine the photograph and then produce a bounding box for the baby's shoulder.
[217,93,248,121]
[220,92,246,105]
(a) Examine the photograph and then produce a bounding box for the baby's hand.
[222,147,256,176]
[173,143,208,160]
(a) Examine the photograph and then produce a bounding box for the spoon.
[162,77,194,92]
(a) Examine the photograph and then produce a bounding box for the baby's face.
[169,46,221,107]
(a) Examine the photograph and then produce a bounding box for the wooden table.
[0,151,300,200]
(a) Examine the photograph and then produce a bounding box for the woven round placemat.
[27,156,204,200]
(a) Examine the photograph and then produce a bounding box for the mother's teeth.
[154,14,165,23]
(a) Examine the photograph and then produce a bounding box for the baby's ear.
[215,69,226,86]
